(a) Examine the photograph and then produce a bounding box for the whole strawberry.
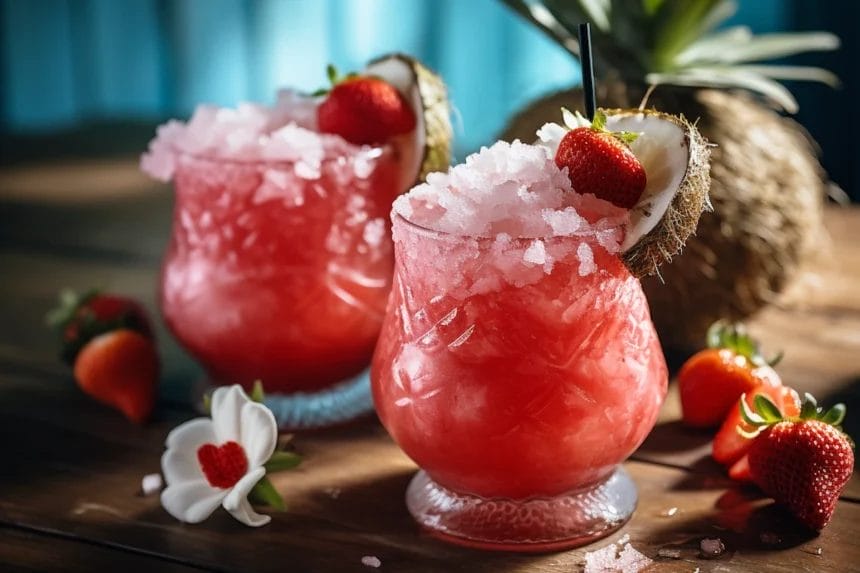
[317,64,416,145]
[554,110,646,208]
[47,288,153,364]
[680,320,784,428]
[742,393,854,530]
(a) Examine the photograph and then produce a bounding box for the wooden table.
[1,158,859,572]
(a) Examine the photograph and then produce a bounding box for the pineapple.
[502,0,839,349]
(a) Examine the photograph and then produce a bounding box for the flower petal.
[211,385,252,443]
[239,402,278,468]
[227,498,271,527]
[223,467,265,512]
[161,480,226,524]
[165,418,216,451]
[161,449,204,486]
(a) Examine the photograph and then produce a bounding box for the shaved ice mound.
[141,90,383,183]
[392,139,630,296]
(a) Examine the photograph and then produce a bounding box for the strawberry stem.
[706,319,782,367]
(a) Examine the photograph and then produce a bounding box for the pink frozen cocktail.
[372,109,710,550]
[142,56,451,426]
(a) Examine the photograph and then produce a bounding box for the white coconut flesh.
[365,54,451,191]
[604,109,711,277]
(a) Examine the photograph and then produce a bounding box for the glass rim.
[170,142,391,167]
[391,212,624,245]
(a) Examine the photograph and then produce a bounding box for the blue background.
[0,0,855,194]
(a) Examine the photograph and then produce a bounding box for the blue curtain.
[1,0,784,157]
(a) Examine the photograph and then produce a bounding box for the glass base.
[193,368,374,430]
[405,467,637,552]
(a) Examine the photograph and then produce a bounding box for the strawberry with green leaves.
[47,288,153,364]
[554,109,646,209]
[679,320,784,428]
[740,393,854,530]
[316,64,416,146]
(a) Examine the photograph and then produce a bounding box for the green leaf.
[250,380,265,403]
[800,393,819,420]
[591,110,607,131]
[264,451,302,473]
[642,0,666,16]
[678,32,839,66]
[651,0,728,70]
[734,65,841,89]
[615,131,640,145]
[202,393,211,415]
[820,404,846,426]
[739,394,767,427]
[250,476,286,511]
[326,63,338,85]
[501,0,581,56]
[675,26,753,66]
[753,394,783,423]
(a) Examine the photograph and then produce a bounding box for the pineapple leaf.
[642,0,666,15]
[675,26,754,66]
[647,68,800,113]
[734,65,840,88]
[651,0,728,71]
[676,32,840,66]
[696,0,737,35]
[545,0,610,32]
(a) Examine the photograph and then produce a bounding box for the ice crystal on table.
[583,540,653,573]
[141,473,163,496]
[659,506,678,517]
[656,548,681,559]
[700,537,726,558]
[361,555,381,568]
[140,90,383,184]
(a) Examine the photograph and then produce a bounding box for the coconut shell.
[502,84,827,350]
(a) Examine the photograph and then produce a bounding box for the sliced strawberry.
[713,384,800,466]
[73,329,159,423]
[728,454,753,483]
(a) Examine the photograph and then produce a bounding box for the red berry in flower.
[743,393,854,531]
[554,110,646,209]
[317,65,416,146]
[197,441,249,489]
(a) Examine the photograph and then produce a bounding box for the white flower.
[160,385,278,527]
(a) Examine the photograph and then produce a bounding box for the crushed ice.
[361,555,382,568]
[583,537,653,573]
[141,90,384,184]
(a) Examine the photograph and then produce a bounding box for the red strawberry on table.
[317,64,416,145]
[742,392,854,530]
[47,289,153,364]
[679,320,784,428]
[73,329,159,424]
[554,110,646,209]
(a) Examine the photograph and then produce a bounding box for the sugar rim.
[392,212,624,244]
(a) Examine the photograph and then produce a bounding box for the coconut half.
[603,108,711,277]
[365,54,452,191]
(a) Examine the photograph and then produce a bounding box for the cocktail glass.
[372,212,667,550]
[147,109,402,428]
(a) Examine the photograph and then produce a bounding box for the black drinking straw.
[579,23,596,121]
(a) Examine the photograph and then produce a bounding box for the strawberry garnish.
[73,329,159,424]
[679,320,784,428]
[554,110,646,209]
[47,289,153,364]
[316,64,416,146]
[741,393,854,530]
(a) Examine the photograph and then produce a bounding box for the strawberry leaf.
[800,393,819,419]
[820,403,846,426]
[739,394,767,426]
[591,110,607,131]
[614,131,641,145]
[753,394,783,422]
[326,63,339,85]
